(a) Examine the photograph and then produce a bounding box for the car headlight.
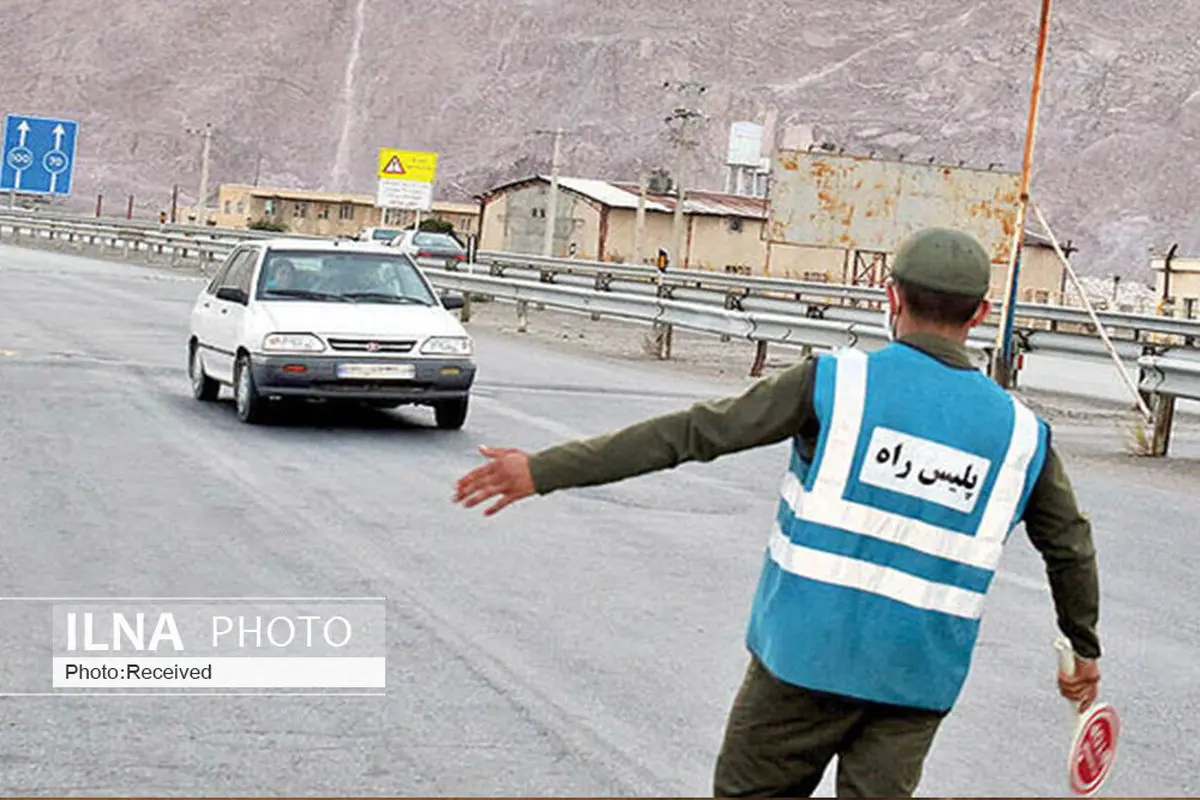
[262,333,326,353]
[420,336,473,356]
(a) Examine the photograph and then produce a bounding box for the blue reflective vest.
[745,342,1050,712]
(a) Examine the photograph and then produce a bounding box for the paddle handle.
[1055,636,1083,717]
[1056,636,1076,676]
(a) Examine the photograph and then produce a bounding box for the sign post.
[375,148,438,229]
[1,114,79,198]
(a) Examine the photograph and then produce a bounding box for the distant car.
[357,226,405,244]
[388,230,468,265]
[187,238,476,429]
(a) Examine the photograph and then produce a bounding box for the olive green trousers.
[712,655,948,798]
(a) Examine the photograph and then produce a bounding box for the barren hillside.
[3,0,1198,278]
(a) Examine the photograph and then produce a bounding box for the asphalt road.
[0,242,1196,796]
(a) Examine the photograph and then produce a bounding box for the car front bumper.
[249,354,476,403]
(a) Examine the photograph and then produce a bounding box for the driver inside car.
[264,259,297,291]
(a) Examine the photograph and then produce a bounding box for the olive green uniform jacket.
[526,332,1102,661]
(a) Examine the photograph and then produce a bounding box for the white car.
[357,226,405,245]
[387,230,468,265]
[187,238,476,428]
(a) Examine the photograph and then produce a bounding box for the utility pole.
[534,127,566,257]
[633,168,648,265]
[663,80,707,268]
[186,123,214,226]
[990,0,1053,387]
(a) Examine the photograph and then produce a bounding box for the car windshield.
[413,232,464,252]
[255,250,437,305]
[370,229,402,242]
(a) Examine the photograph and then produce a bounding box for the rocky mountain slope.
[4,0,1198,279]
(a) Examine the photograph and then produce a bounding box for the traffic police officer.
[453,227,1103,797]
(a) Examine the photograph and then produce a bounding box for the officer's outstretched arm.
[520,358,818,496]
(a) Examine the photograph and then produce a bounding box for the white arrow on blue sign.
[1,114,79,196]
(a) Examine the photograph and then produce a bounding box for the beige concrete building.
[1152,254,1200,318]
[479,175,1070,302]
[210,184,480,238]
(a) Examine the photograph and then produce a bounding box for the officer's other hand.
[454,446,535,516]
[1058,656,1100,711]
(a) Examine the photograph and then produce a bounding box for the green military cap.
[891,227,992,297]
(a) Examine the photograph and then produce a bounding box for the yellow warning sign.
[377,149,438,183]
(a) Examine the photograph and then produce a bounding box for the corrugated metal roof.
[559,178,766,218]
[549,176,670,211]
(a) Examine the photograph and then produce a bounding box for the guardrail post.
[750,341,769,377]
[1144,392,1176,457]
[460,293,473,323]
[517,300,529,333]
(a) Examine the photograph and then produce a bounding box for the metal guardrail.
[475,250,1200,343]
[4,209,1195,344]
[1139,355,1200,400]
[1,209,1196,457]
[424,268,1002,367]
[1134,355,1200,456]
[449,260,1173,366]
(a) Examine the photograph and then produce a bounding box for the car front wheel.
[189,342,220,402]
[233,354,270,424]
[433,396,469,430]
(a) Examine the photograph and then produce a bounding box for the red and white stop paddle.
[1055,637,1120,796]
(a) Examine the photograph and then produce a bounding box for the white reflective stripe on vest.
[768,525,986,619]
[779,471,1003,568]
[975,398,1040,542]
[772,347,1043,606]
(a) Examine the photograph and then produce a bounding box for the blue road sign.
[1,114,79,196]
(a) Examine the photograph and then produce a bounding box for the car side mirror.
[441,293,465,311]
[216,286,247,304]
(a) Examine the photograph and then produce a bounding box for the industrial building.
[1152,252,1200,318]
[477,173,1072,303]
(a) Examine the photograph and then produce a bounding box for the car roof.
[252,237,405,255]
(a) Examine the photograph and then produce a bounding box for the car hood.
[254,301,467,339]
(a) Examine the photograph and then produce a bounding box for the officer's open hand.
[454,446,535,516]
[1058,656,1100,711]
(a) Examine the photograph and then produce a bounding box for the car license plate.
[336,363,416,380]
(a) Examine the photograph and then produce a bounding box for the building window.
[317,204,330,219]
[339,203,355,221]
[531,208,545,218]
[293,202,308,218]
[236,201,245,214]
[264,199,277,216]
[728,217,743,233]
[223,200,232,214]
[384,208,410,226]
